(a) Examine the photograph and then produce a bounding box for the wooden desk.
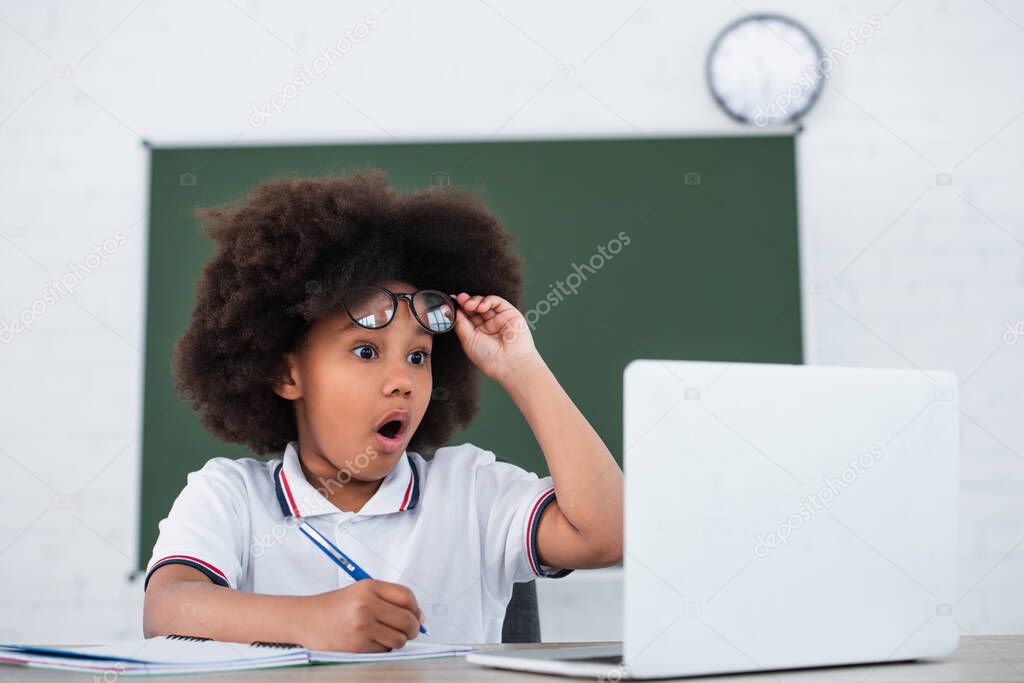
[3,637,1022,682]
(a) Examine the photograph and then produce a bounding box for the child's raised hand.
[451,293,541,384]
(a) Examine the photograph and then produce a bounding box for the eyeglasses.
[343,285,458,334]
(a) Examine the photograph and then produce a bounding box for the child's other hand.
[300,579,424,652]
[451,293,541,384]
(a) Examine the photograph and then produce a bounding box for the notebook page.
[310,641,473,663]
[0,636,309,674]
[67,637,307,665]
[0,652,308,676]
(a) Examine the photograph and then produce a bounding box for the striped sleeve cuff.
[525,488,574,579]
[144,555,232,591]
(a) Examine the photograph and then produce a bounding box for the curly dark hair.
[173,168,524,456]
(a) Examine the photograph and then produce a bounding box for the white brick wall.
[0,0,1021,645]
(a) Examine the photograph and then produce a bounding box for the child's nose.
[382,361,414,397]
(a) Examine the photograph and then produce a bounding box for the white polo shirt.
[145,440,572,644]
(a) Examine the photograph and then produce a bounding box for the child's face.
[278,279,434,482]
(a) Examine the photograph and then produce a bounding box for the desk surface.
[3,636,1022,682]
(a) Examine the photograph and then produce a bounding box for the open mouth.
[377,420,403,439]
[374,410,409,442]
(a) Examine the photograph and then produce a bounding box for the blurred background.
[0,0,1022,644]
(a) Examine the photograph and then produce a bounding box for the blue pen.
[298,520,427,635]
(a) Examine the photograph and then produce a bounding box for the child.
[142,169,624,652]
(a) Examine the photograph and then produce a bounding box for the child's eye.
[407,350,431,366]
[353,344,378,360]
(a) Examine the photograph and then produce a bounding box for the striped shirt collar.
[273,440,420,519]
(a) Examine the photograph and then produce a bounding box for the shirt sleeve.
[143,457,248,591]
[473,448,574,603]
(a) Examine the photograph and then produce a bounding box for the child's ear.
[272,352,303,400]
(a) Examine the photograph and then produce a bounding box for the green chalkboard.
[138,134,803,570]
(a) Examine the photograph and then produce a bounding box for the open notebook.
[0,634,474,675]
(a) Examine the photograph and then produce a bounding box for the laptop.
[468,360,959,679]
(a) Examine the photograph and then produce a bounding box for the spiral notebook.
[0,634,474,675]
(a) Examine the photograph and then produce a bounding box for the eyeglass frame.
[343,285,458,335]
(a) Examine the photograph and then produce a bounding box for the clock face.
[706,14,824,126]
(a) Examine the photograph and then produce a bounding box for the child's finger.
[476,295,508,313]
[486,308,519,335]
[453,307,476,337]
[467,296,486,310]
[452,294,504,324]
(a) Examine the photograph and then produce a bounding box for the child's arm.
[499,356,624,568]
[452,293,624,569]
[144,564,425,652]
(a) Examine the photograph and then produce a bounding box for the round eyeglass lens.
[346,287,395,329]
[412,290,456,333]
